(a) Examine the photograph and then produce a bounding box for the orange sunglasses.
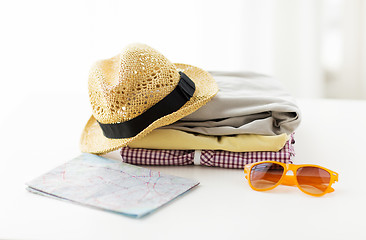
[244,161,339,197]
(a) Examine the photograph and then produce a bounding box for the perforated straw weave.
[80,43,218,154]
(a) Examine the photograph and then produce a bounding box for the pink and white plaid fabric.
[120,135,295,169]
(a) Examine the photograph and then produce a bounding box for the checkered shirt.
[120,135,295,169]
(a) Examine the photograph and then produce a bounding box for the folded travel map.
[26,153,199,218]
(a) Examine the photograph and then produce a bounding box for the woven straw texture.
[80,44,218,154]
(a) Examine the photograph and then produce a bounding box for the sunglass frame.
[244,161,338,197]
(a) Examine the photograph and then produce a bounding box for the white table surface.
[1,93,365,239]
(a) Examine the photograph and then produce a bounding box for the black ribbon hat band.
[97,72,196,139]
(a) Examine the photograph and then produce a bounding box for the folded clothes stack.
[79,44,301,169]
[121,72,301,168]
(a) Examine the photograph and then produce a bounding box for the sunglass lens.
[296,167,331,195]
[250,162,284,190]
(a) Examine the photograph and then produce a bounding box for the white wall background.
[1,0,366,110]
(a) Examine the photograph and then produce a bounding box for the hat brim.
[80,63,218,154]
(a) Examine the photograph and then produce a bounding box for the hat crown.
[88,44,180,124]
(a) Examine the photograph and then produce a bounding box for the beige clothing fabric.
[128,129,289,152]
[162,72,301,136]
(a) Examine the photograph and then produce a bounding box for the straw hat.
[80,43,218,154]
